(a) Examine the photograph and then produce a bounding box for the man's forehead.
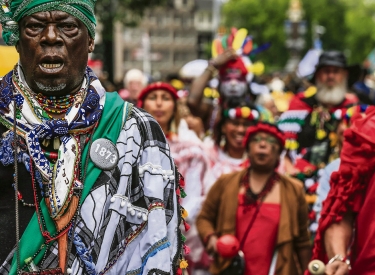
[24,10,79,21]
[223,69,246,80]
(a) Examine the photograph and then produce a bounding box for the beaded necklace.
[12,183,35,207]
[242,169,279,205]
[35,93,75,114]
[12,66,87,120]
[30,158,76,244]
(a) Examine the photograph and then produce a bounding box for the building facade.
[113,0,215,83]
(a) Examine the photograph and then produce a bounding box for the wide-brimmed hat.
[311,51,361,87]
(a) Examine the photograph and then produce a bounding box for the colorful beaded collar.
[223,106,259,121]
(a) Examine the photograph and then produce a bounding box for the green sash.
[9,92,132,274]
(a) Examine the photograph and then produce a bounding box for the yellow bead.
[241,107,251,118]
[204,88,212,98]
[180,260,189,269]
[305,194,317,204]
[181,209,188,219]
[304,86,317,98]
[316,129,327,140]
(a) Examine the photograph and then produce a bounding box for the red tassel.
[179,177,185,188]
[17,191,22,200]
[184,220,190,232]
[176,268,183,275]
[183,244,191,255]
[176,188,181,196]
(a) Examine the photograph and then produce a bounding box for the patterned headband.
[223,106,259,121]
[0,0,96,45]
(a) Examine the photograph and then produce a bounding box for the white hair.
[123,69,148,88]
[255,93,275,106]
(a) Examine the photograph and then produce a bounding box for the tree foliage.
[222,0,375,71]
[222,0,290,71]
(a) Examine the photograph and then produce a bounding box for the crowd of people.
[1,0,375,274]
[112,47,375,275]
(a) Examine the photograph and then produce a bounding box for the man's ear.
[88,37,95,53]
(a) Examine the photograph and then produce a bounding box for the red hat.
[219,57,248,79]
[137,82,179,107]
[243,122,285,148]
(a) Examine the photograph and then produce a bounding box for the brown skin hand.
[16,11,95,98]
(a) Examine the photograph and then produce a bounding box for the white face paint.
[35,82,67,93]
[315,78,347,106]
[219,80,247,98]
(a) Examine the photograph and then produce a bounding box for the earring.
[220,135,226,148]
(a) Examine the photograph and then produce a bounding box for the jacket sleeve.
[196,174,226,245]
[294,183,311,250]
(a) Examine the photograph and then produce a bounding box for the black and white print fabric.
[0,107,181,275]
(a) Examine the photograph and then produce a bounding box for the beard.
[315,79,347,106]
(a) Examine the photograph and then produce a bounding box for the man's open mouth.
[39,62,64,73]
[41,63,63,69]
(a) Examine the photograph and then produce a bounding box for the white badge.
[90,138,119,170]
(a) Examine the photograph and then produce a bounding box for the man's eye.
[27,24,43,30]
[62,24,76,30]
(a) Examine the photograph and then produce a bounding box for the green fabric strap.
[10,92,131,274]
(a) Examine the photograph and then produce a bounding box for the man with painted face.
[0,1,183,274]
[188,49,255,132]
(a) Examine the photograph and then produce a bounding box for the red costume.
[308,106,375,274]
[237,194,280,275]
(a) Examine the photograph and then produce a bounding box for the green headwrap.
[0,0,96,46]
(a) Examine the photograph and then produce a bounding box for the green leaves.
[223,0,375,70]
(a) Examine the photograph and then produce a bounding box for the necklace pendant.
[53,138,60,150]
[41,139,50,147]
[25,257,39,272]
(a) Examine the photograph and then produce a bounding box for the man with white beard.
[277,51,360,235]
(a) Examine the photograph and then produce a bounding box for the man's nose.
[41,25,63,46]
[230,79,238,86]
[237,123,246,133]
[156,98,163,106]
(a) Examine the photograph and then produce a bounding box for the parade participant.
[138,82,209,274]
[307,106,375,275]
[311,105,368,231]
[203,99,261,193]
[197,121,311,275]
[0,2,183,274]
[188,28,264,134]
[118,69,147,103]
[278,51,359,167]
[255,93,279,120]
[277,51,360,232]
